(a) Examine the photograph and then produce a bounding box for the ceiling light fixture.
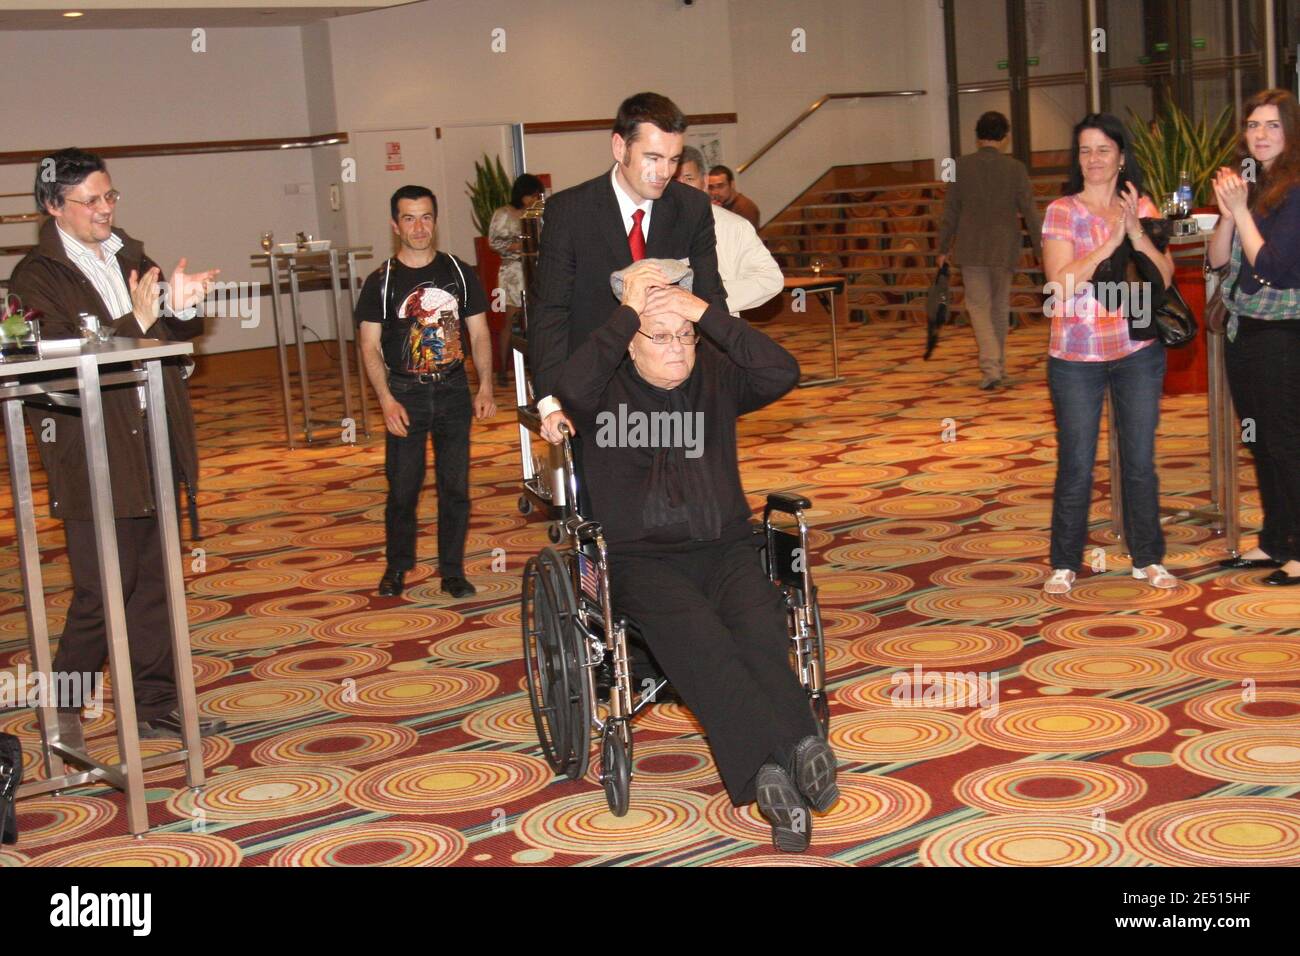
[63,11,84,17]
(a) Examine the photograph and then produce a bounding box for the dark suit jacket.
[937,147,1043,268]
[528,169,726,400]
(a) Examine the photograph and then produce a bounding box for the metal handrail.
[736,89,926,174]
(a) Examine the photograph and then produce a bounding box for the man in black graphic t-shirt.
[356,185,497,598]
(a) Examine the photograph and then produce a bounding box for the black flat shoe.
[755,763,810,852]
[440,576,477,599]
[1264,570,1300,587]
[138,710,229,740]
[378,567,406,597]
[1219,556,1282,570]
[792,734,840,813]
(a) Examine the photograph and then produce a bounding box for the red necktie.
[628,208,646,261]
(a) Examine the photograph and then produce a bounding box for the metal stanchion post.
[328,249,355,431]
[266,252,296,449]
[286,260,315,443]
[346,250,372,438]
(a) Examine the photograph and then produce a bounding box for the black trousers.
[384,369,472,576]
[55,517,178,721]
[1226,318,1300,562]
[609,534,817,806]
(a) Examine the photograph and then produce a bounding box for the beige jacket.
[713,204,783,315]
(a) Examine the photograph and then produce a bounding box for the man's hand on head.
[643,285,707,323]
[620,260,668,315]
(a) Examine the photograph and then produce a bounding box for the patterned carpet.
[3,303,1299,867]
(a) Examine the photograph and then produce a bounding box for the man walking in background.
[936,111,1042,389]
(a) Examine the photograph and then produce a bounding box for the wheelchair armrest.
[766,492,811,514]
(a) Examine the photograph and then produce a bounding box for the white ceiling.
[0,2,415,29]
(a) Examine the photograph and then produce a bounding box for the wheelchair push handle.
[766,492,811,515]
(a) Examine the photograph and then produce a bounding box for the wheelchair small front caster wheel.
[518,495,533,516]
[601,722,631,817]
[547,522,563,544]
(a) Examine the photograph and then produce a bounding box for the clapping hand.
[1212,167,1248,221]
[168,258,220,313]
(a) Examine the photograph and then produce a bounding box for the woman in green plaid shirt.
[1208,89,1300,587]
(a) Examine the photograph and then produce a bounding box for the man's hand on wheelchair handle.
[381,395,410,437]
[541,408,576,445]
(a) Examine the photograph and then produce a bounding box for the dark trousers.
[609,535,817,806]
[1226,318,1300,562]
[1048,342,1167,571]
[384,369,472,576]
[56,517,177,721]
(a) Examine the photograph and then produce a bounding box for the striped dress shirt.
[56,224,133,321]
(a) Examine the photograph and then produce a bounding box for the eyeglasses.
[64,190,121,209]
[636,328,698,346]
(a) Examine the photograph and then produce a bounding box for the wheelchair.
[517,422,829,817]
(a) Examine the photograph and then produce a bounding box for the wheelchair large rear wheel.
[522,548,591,779]
[601,720,632,817]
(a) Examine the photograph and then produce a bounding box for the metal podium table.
[252,245,373,448]
[1,340,205,835]
[785,275,847,387]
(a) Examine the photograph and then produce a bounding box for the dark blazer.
[528,168,726,400]
[937,146,1043,268]
[10,218,203,522]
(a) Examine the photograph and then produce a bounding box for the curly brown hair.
[1237,88,1300,218]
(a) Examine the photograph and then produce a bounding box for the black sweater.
[556,303,800,554]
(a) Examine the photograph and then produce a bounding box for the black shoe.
[755,763,811,852]
[792,734,840,813]
[440,576,477,599]
[377,567,406,597]
[979,378,1001,390]
[138,710,229,740]
[1219,556,1282,570]
[1264,569,1300,587]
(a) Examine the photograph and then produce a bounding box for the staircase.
[761,164,1066,323]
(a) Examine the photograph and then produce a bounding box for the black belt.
[388,362,463,384]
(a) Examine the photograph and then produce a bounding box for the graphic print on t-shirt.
[398,282,463,373]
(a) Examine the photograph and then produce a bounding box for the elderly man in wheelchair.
[543,260,839,852]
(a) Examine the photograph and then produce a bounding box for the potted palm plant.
[1127,101,1237,209]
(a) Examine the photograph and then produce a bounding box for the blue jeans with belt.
[1047,342,1166,572]
[384,365,472,576]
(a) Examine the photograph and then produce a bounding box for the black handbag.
[0,731,20,844]
[1094,217,1198,348]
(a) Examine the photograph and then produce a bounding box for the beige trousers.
[960,265,1012,382]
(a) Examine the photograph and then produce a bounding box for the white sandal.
[1132,564,1178,589]
[1043,569,1076,594]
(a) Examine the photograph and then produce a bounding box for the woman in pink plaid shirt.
[1040,113,1177,595]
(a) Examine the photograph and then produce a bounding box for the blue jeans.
[1047,342,1166,572]
[384,367,472,576]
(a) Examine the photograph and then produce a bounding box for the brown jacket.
[937,147,1042,268]
[9,218,202,524]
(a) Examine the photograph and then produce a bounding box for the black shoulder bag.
[1093,217,1198,348]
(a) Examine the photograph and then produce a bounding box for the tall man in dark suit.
[529,92,727,443]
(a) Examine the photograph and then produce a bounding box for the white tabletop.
[0,338,192,378]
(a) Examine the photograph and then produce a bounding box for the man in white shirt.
[676,147,782,315]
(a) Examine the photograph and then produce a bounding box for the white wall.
[0,25,337,355]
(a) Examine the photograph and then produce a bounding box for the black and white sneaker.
[755,763,811,852]
[792,734,840,812]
